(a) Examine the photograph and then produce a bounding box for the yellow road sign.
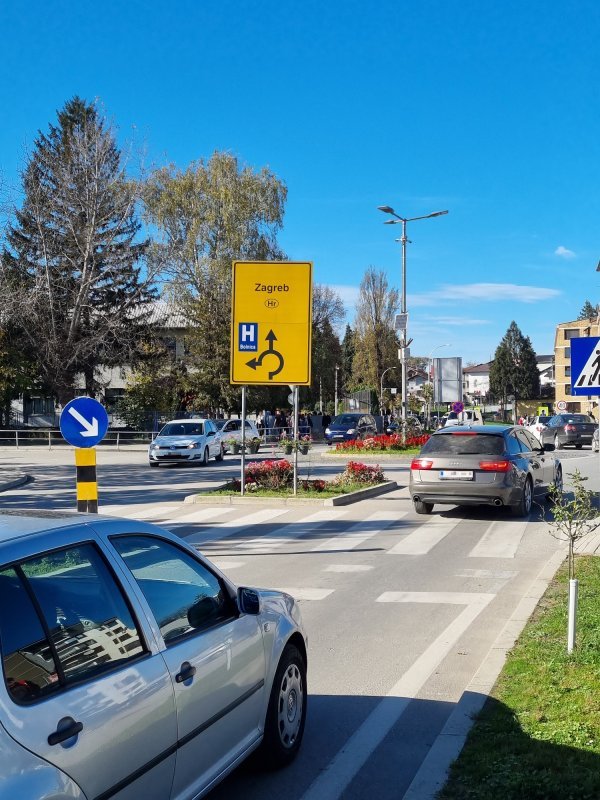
[230,261,313,385]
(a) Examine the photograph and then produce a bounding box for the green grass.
[210,481,380,498]
[438,556,600,800]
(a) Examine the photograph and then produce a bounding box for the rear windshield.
[421,432,505,456]
[159,422,204,436]
[558,415,594,424]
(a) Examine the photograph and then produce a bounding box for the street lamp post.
[377,206,448,424]
[334,365,339,416]
[428,343,451,427]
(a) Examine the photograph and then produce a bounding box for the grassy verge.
[330,446,422,456]
[438,555,600,800]
[210,481,384,498]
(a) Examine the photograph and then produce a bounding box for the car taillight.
[411,458,433,470]
[479,460,511,472]
[565,424,576,432]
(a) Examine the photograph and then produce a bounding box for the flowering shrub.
[334,433,429,452]
[243,459,293,490]
[334,461,385,486]
[300,479,327,492]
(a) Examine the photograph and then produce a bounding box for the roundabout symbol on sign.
[452,401,464,414]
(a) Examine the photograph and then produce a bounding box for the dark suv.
[409,425,561,516]
[324,413,377,444]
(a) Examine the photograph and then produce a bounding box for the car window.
[564,415,594,423]
[506,433,523,454]
[522,430,541,450]
[244,421,255,430]
[160,422,204,436]
[111,537,235,643]
[0,544,145,704]
[214,420,226,430]
[420,433,504,455]
[515,430,537,452]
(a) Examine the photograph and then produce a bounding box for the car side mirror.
[238,587,260,615]
[207,430,215,437]
[543,442,555,452]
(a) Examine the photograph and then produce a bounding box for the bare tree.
[1,97,156,405]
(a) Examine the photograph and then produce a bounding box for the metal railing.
[0,430,155,450]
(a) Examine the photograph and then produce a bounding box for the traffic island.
[185,479,398,507]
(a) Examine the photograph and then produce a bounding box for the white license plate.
[439,470,473,480]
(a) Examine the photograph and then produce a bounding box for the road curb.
[402,545,568,800]
[0,472,31,492]
[183,480,398,506]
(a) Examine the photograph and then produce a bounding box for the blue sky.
[1,0,599,364]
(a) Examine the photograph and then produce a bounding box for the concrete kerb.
[0,472,31,492]
[184,480,398,507]
[401,545,568,800]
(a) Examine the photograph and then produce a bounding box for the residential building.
[554,318,599,416]
[462,363,491,403]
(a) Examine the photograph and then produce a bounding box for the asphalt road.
[1,445,598,799]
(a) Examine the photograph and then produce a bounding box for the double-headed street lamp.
[377,206,448,422]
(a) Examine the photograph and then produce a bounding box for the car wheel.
[215,444,224,462]
[414,499,433,515]
[512,477,532,517]
[149,461,159,468]
[554,434,562,450]
[547,466,563,501]
[201,447,209,466]
[259,643,306,769]
[575,444,583,449]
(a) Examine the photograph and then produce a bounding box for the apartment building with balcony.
[554,318,600,416]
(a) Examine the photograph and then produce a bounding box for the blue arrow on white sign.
[60,397,109,448]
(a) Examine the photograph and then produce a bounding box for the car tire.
[215,444,224,462]
[511,477,532,517]
[258,643,306,769]
[575,444,583,449]
[414,499,433,515]
[201,447,209,466]
[149,461,159,468]
[546,466,563,502]
[554,434,562,450]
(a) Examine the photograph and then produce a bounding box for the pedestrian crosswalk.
[105,500,540,568]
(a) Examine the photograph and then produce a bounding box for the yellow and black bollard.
[75,448,99,513]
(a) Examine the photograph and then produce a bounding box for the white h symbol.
[241,324,255,343]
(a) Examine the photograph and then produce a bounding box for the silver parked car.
[409,425,562,516]
[539,413,598,450]
[0,510,307,800]
[148,418,224,467]
[214,418,262,453]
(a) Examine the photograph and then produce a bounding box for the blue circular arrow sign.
[60,397,109,448]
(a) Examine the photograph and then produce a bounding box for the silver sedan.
[0,510,307,799]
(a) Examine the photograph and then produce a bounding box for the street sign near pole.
[571,337,600,396]
[60,397,109,448]
[230,261,313,385]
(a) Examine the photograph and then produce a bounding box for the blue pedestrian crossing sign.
[60,397,109,447]
[571,337,600,395]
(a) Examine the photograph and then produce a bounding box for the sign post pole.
[59,397,109,513]
[292,386,299,497]
[240,386,247,496]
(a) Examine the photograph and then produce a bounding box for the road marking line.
[387,519,461,555]
[272,588,334,600]
[311,510,403,552]
[468,519,528,558]
[175,507,235,523]
[324,564,373,572]
[210,560,246,570]
[377,591,494,606]
[101,505,179,520]
[181,508,289,544]
[299,591,494,800]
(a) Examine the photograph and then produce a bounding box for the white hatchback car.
[214,418,262,453]
[148,418,223,467]
[0,510,307,800]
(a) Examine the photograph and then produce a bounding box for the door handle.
[48,716,83,745]
[175,661,196,683]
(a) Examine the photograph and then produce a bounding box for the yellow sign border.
[230,261,313,386]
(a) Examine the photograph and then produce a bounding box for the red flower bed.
[334,433,429,452]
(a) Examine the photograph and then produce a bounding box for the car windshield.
[421,432,505,456]
[538,416,550,423]
[333,415,360,426]
[159,422,204,436]
[559,415,594,424]
[214,420,226,430]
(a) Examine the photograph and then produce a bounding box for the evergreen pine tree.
[489,321,540,411]
[1,97,155,404]
[577,300,598,320]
